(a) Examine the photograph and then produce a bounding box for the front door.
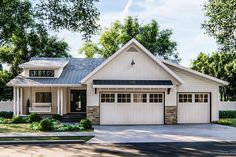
[70,90,86,112]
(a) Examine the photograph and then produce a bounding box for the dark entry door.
[70,90,86,112]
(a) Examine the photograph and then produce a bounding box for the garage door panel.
[178,93,210,123]
[100,93,164,125]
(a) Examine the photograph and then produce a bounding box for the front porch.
[12,86,87,121]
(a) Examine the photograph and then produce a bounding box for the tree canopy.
[202,0,236,52]
[191,52,236,101]
[80,16,180,61]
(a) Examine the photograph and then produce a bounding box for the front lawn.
[0,123,34,133]
[217,118,236,127]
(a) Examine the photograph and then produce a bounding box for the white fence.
[0,101,13,112]
[219,101,236,111]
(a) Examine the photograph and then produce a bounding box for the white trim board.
[80,38,184,84]
[161,59,229,86]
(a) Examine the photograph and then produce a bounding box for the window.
[179,94,192,103]
[117,94,131,103]
[101,94,115,103]
[29,70,54,77]
[195,94,208,103]
[133,94,147,103]
[149,93,163,103]
[35,92,52,103]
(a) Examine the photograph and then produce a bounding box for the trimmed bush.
[39,118,54,131]
[12,116,27,123]
[52,114,62,121]
[28,113,41,122]
[79,119,92,129]
[219,111,236,118]
[216,119,232,126]
[0,111,13,118]
[30,122,40,131]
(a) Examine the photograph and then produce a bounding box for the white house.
[7,39,229,125]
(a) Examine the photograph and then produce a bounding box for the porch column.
[13,87,16,116]
[60,88,63,116]
[16,87,19,116]
[20,87,23,115]
[57,87,60,114]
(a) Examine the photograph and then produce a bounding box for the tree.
[0,70,13,101]
[202,0,236,52]
[79,17,179,61]
[191,52,236,101]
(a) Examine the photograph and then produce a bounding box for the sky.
[52,0,218,67]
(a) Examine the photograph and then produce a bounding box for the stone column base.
[87,106,100,124]
[165,106,177,124]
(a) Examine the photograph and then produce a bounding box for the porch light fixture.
[131,59,135,66]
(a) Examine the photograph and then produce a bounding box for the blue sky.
[53,0,218,67]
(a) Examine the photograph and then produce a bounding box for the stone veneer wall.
[165,106,177,124]
[87,106,100,124]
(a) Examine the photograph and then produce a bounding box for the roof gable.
[81,38,184,84]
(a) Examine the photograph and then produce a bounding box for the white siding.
[219,101,236,111]
[167,65,220,121]
[86,44,178,107]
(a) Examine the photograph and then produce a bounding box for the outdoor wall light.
[131,59,135,66]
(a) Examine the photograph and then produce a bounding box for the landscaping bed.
[216,111,236,127]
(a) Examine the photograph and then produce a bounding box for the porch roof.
[7,58,104,87]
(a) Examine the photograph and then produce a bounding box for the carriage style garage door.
[178,93,210,123]
[100,93,164,125]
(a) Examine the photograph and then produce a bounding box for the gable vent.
[126,47,138,52]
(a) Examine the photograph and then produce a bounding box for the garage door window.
[117,94,131,103]
[149,94,163,103]
[195,94,208,103]
[179,94,192,103]
[101,94,115,103]
[133,94,147,103]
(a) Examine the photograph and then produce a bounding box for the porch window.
[101,94,115,103]
[29,70,54,77]
[35,92,52,103]
[117,94,131,103]
[195,94,208,103]
[149,93,163,103]
[133,94,147,103]
[179,94,192,103]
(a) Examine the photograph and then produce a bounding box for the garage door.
[100,93,164,125]
[178,93,210,123]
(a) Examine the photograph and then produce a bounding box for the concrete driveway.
[88,124,236,143]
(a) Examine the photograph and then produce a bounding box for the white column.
[60,88,63,116]
[57,87,60,114]
[13,87,16,116]
[20,88,23,115]
[16,87,19,116]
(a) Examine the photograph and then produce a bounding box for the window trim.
[35,92,52,103]
[133,93,147,103]
[194,93,209,103]
[178,93,193,103]
[29,70,55,78]
[149,93,163,103]
[117,93,131,103]
[100,93,115,103]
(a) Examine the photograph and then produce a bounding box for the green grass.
[220,118,236,127]
[0,136,93,141]
[0,123,35,133]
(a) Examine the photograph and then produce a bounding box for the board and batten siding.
[167,65,220,121]
[85,43,179,107]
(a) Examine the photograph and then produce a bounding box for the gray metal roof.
[93,80,173,86]
[8,58,104,86]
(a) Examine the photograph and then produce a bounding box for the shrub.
[28,113,41,122]
[0,111,13,118]
[52,114,62,121]
[0,117,12,124]
[30,122,40,131]
[12,116,27,123]
[216,119,232,126]
[56,123,83,131]
[39,118,54,131]
[219,111,236,118]
[79,119,92,129]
